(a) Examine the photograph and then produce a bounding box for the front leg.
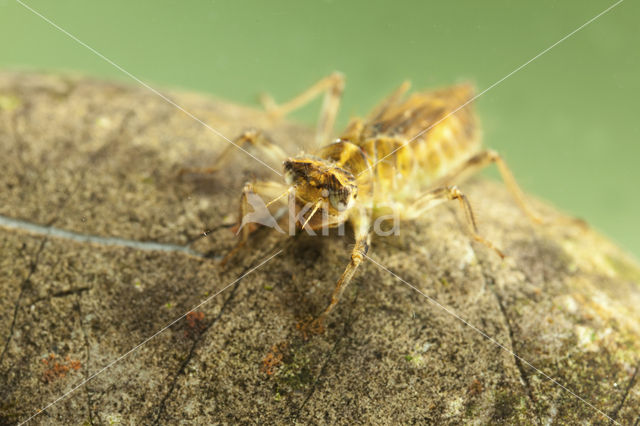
[221,179,289,266]
[179,129,288,176]
[310,213,371,333]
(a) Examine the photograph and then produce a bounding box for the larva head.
[283,157,358,225]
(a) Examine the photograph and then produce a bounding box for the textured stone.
[0,72,638,425]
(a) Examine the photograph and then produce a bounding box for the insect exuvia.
[188,72,542,331]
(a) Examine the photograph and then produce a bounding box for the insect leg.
[309,210,372,332]
[179,129,287,176]
[366,80,411,122]
[407,185,505,258]
[432,150,543,224]
[310,234,370,332]
[260,72,345,146]
[221,179,288,265]
[336,81,411,143]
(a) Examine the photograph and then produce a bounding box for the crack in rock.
[609,360,639,424]
[0,237,48,368]
[480,263,541,424]
[149,268,247,424]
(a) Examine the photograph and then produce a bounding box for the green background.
[1,0,638,257]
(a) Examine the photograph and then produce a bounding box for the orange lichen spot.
[261,342,288,376]
[41,353,82,384]
[468,378,484,396]
[184,311,206,339]
[296,316,325,340]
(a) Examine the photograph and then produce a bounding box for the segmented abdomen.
[349,84,482,203]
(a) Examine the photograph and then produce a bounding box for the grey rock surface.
[0,72,639,425]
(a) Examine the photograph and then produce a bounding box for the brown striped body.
[310,84,480,212]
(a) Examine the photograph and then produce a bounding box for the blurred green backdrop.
[1,0,638,257]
